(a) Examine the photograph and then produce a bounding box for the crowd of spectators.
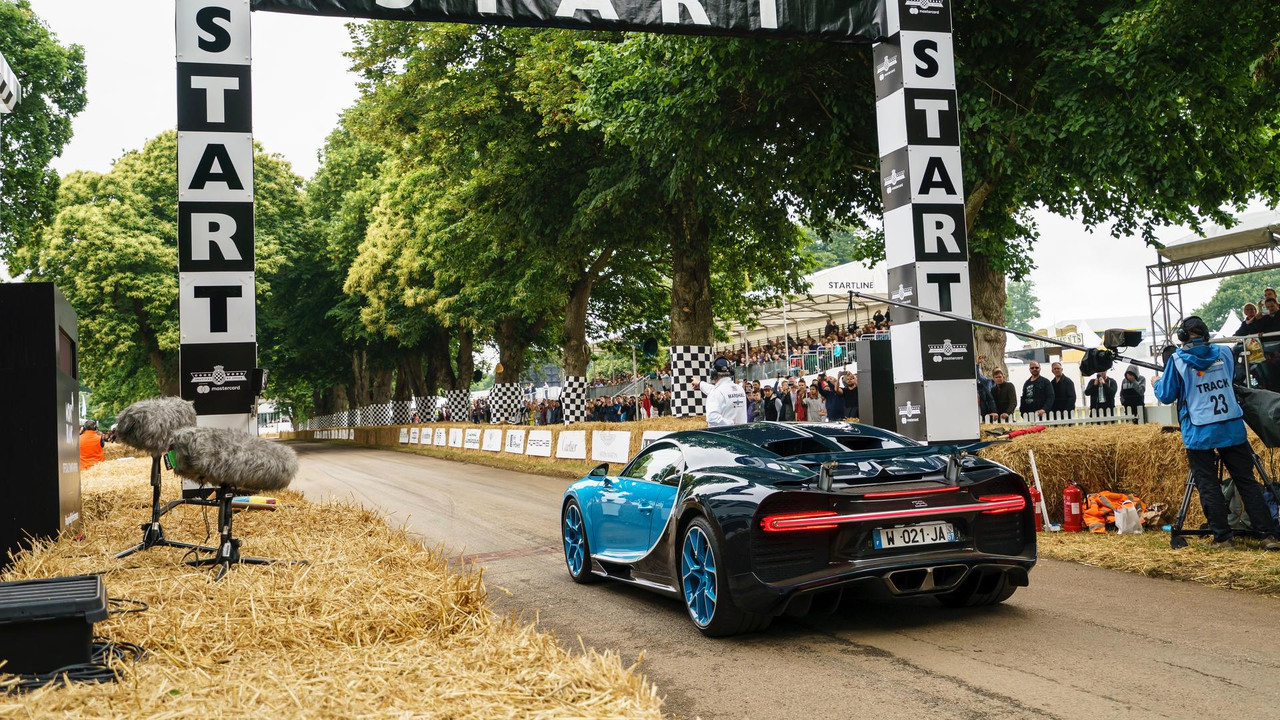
[977,357,1149,423]
[713,312,892,376]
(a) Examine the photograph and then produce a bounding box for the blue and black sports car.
[561,422,1035,636]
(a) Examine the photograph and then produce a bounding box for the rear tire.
[680,517,771,636]
[937,570,1017,608]
[562,499,600,584]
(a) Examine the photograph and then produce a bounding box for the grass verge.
[0,457,665,718]
[1038,531,1280,597]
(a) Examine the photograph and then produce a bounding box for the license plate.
[873,522,955,549]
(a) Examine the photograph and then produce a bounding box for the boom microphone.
[115,397,197,455]
[170,427,297,492]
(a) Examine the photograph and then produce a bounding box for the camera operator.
[1154,316,1280,550]
[692,357,747,427]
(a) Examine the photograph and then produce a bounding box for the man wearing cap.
[692,357,747,427]
[1155,316,1280,550]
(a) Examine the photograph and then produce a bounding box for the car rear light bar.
[761,495,1025,532]
[760,511,839,533]
[977,494,1027,515]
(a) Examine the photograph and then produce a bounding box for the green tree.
[803,227,868,272]
[572,3,1280,371]
[31,132,304,418]
[1192,271,1280,331]
[1004,280,1041,333]
[0,0,87,267]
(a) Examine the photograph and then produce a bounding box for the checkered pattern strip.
[561,375,588,424]
[669,345,712,418]
[447,390,470,423]
[489,383,523,424]
[391,400,414,424]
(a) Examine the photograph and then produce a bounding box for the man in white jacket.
[692,357,747,427]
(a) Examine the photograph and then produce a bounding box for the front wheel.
[562,499,599,584]
[680,517,770,637]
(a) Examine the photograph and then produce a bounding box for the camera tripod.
[115,455,215,559]
[1169,450,1280,548]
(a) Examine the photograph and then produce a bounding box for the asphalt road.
[290,442,1280,720]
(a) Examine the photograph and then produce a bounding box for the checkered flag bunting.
[561,375,588,424]
[447,390,470,423]
[669,345,712,418]
[489,383,523,424]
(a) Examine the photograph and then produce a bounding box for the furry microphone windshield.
[115,397,198,455]
[170,427,297,491]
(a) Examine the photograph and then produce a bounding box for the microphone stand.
[115,454,215,559]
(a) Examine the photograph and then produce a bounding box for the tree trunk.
[495,316,529,385]
[371,367,394,403]
[562,277,594,377]
[970,251,1008,377]
[453,327,475,392]
[350,350,371,407]
[394,351,425,400]
[964,178,1005,377]
[149,348,179,396]
[669,207,714,347]
[424,325,453,395]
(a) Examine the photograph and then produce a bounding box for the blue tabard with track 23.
[1175,345,1242,426]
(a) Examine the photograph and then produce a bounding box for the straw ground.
[0,457,665,718]
[1038,532,1280,597]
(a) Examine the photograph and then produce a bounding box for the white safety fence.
[983,406,1150,427]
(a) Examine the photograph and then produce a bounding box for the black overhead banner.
[249,0,886,44]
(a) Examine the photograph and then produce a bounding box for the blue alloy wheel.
[681,525,718,626]
[562,500,598,584]
[563,503,585,575]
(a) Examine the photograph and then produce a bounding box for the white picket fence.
[983,406,1148,427]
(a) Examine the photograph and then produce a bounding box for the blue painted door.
[592,444,684,560]
[594,478,655,558]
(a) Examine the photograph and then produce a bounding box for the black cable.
[107,597,149,615]
[180,504,213,566]
[1,637,147,694]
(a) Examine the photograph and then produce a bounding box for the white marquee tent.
[720,262,890,349]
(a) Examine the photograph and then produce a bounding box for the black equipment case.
[0,575,107,675]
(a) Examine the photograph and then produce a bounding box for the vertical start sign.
[874,0,977,443]
[177,0,257,434]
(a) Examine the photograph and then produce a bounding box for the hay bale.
[981,424,1280,526]
[0,458,665,717]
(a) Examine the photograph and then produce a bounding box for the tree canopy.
[0,0,86,269]
[1005,280,1041,333]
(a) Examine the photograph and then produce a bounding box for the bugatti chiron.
[560,422,1035,636]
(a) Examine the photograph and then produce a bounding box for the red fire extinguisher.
[1029,484,1043,532]
[1063,482,1084,532]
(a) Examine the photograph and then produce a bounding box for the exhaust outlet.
[883,564,969,595]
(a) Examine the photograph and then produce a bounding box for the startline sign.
[0,52,21,114]
[250,0,885,43]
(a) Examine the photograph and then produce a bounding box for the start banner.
[250,0,885,44]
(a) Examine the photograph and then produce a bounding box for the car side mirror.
[589,463,609,478]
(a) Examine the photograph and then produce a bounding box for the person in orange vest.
[79,420,106,471]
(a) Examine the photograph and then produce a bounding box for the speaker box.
[856,338,895,432]
[0,283,82,569]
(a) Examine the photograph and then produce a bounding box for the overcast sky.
[17,0,1272,326]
